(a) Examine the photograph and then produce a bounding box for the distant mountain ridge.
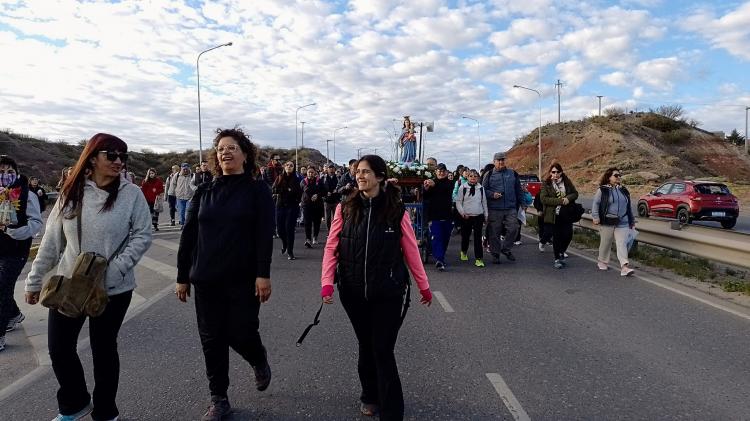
[506,112,750,193]
[0,130,329,186]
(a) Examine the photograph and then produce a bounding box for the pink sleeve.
[321,204,343,288]
[400,211,430,291]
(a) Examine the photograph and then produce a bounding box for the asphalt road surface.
[3,223,750,420]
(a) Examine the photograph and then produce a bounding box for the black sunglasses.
[613,173,622,178]
[100,150,128,163]
[550,170,561,174]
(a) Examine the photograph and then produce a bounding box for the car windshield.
[519,175,540,182]
[694,184,731,195]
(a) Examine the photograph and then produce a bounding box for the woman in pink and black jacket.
[320,154,432,421]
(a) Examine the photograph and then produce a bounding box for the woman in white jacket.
[455,169,489,267]
[25,133,152,421]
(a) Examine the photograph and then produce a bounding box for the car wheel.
[677,207,690,225]
[637,202,649,218]
[720,218,737,229]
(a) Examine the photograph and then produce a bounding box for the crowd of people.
[0,131,639,421]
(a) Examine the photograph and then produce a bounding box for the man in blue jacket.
[482,152,523,263]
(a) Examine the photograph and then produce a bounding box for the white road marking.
[432,291,455,313]
[151,238,179,251]
[522,232,750,322]
[485,373,531,421]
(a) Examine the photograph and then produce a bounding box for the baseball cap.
[493,152,507,161]
[436,163,447,171]
[181,162,190,168]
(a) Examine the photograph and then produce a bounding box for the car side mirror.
[652,191,659,196]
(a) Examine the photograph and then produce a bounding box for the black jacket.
[301,177,327,210]
[336,193,408,300]
[423,177,453,221]
[177,174,274,284]
[193,171,213,186]
[272,174,303,208]
[336,172,357,197]
[598,185,635,226]
[321,174,340,204]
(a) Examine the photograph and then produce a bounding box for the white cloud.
[633,56,682,89]
[682,3,750,61]
[600,71,630,87]
[555,60,592,91]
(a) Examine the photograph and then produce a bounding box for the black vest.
[336,193,408,299]
[0,175,32,257]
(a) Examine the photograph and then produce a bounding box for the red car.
[637,180,740,229]
[519,174,542,198]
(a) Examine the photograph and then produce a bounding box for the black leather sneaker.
[253,349,272,391]
[201,397,231,421]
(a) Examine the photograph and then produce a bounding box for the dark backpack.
[533,191,543,212]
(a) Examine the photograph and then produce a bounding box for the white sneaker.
[312,237,318,245]
[6,312,25,332]
[621,265,635,277]
[563,252,569,258]
[597,262,608,271]
[51,402,92,421]
[513,240,522,246]
[538,242,545,252]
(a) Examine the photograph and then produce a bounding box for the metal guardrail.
[527,209,750,270]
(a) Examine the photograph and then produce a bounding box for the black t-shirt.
[423,177,453,221]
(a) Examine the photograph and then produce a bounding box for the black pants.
[304,205,323,240]
[460,215,484,259]
[324,202,337,232]
[167,195,177,221]
[276,206,299,254]
[544,222,574,260]
[147,202,159,229]
[0,255,26,333]
[194,282,266,399]
[340,288,405,421]
[538,218,547,243]
[48,290,132,421]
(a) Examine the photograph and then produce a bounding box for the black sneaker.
[281,246,287,255]
[202,397,231,421]
[253,348,272,391]
[501,250,516,261]
[304,240,312,248]
[170,220,175,226]
[287,252,296,260]
[436,261,446,271]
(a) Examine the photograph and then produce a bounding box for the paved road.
[579,195,750,234]
[3,223,750,420]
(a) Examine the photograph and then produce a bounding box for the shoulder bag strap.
[77,205,83,254]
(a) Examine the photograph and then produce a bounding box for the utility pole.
[597,95,604,116]
[300,121,305,149]
[555,79,564,123]
[745,106,749,155]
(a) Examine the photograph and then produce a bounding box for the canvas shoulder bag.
[41,210,129,318]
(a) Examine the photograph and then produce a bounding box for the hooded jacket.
[1,174,43,258]
[26,179,152,296]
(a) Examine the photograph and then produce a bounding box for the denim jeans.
[176,199,190,225]
[429,220,453,264]
[0,256,26,334]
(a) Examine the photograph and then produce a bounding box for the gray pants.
[324,202,337,232]
[487,209,520,255]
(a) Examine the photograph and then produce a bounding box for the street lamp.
[462,116,481,169]
[513,84,543,179]
[196,41,232,163]
[325,139,333,164]
[300,121,306,150]
[295,102,316,168]
[333,126,347,165]
[745,106,749,155]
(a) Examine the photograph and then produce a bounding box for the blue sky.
[0,0,749,168]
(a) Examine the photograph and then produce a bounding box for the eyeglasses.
[613,173,622,178]
[99,150,128,163]
[216,144,240,154]
[550,170,561,174]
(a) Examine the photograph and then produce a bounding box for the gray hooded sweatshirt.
[26,179,153,296]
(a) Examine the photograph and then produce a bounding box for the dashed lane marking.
[432,291,455,313]
[485,373,532,421]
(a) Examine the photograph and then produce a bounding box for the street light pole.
[333,126,347,165]
[597,95,604,116]
[197,42,232,163]
[295,102,315,169]
[462,116,481,169]
[513,84,543,179]
[325,139,333,164]
[300,121,306,151]
[745,106,749,155]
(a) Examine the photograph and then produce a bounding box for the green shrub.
[661,129,691,144]
[642,113,682,132]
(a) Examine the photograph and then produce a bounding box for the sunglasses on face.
[550,170,561,174]
[613,173,622,178]
[99,150,128,163]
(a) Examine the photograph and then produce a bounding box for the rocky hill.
[0,130,329,187]
[508,112,750,195]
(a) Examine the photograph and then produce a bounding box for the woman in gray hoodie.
[25,133,152,421]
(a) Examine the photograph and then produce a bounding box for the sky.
[1,0,749,169]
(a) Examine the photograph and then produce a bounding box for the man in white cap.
[482,152,523,263]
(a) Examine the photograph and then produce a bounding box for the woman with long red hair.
[25,133,153,421]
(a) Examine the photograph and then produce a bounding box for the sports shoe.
[563,252,569,258]
[474,259,485,268]
[51,402,93,421]
[500,235,505,241]
[304,240,312,248]
[201,397,231,421]
[0,335,5,352]
[459,251,468,261]
[253,348,272,391]
[6,312,25,332]
[170,220,175,226]
[553,259,564,269]
[538,242,545,252]
[621,265,635,277]
[501,250,516,261]
[360,402,379,417]
[436,261,446,271]
[597,262,608,271]
[513,240,522,246]
[312,237,318,245]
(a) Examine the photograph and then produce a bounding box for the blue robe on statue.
[400,130,416,163]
